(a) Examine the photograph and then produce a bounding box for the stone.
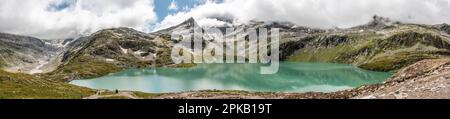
[359,95,377,99]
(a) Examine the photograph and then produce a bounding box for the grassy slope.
[287,32,382,62]
[0,70,95,99]
[1,67,160,99]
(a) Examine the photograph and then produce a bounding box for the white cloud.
[168,0,178,11]
[156,0,450,31]
[0,0,157,39]
[2,0,450,38]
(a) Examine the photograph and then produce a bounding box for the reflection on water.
[70,62,393,93]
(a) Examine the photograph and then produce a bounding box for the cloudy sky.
[0,0,449,39]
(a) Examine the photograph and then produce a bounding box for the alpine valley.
[1,16,450,99]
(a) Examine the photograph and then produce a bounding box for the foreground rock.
[354,58,450,99]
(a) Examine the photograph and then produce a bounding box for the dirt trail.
[84,90,141,99]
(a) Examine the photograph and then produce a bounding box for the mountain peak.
[155,17,199,35]
[367,15,394,27]
[185,17,195,23]
[435,23,450,35]
[179,17,198,27]
[352,15,400,30]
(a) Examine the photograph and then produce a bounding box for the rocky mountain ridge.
[1,16,450,78]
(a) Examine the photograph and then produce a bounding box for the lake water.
[70,62,393,93]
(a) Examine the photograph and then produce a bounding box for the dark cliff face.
[437,23,450,35]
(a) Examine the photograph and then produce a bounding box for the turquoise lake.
[69,62,393,93]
